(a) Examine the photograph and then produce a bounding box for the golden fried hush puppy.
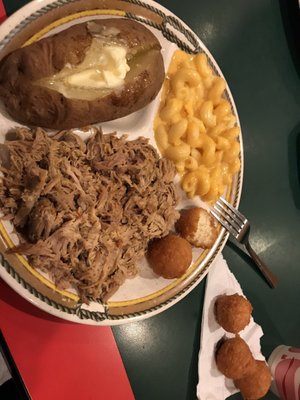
[215,293,253,333]
[147,234,192,279]
[216,336,256,379]
[175,207,218,249]
[234,360,272,399]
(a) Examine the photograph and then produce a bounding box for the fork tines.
[211,198,279,288]
[210,197,247,238]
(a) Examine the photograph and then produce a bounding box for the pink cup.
[268,345,300,400]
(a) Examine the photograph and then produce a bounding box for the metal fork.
[211,196,279,288]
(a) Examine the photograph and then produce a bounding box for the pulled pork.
[0,127,179,301]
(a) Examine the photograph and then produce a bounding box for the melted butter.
[38,38,130,100]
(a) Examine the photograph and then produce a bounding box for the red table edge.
[0,0,6,24]
[0,278,136,400]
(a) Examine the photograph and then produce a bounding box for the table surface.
[1,0,300,399]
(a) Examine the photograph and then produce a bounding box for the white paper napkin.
[197,254,265,400]
[0,352,11,386]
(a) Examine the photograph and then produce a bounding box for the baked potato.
[0,18,165,129]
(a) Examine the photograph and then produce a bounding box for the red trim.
[0,280,135,400]
[0,0,6,24]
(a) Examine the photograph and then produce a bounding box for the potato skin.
[0,19,165,129]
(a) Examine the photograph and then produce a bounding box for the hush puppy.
[175,207,218,248]
[234,360,272,399]
[147,234,192,279]
[215,293,253,333]
[216,336,256,379]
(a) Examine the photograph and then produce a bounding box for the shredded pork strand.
[0,127,179,302]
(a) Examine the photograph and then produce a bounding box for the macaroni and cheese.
[154,50,241,203]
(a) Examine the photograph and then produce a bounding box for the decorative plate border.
[0,0,201,53]
[0,0,243,324]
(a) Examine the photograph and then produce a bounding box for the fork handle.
[244,242,279,288]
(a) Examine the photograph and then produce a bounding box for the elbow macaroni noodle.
[154,50,241,203]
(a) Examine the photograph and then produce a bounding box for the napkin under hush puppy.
[216,336,256,379]
[147,234,192,279]
[215,293,253,333]
[234,360,272,399]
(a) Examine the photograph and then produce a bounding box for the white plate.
[0,0,243,325]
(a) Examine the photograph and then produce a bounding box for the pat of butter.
[38,39,131,100]
[64,45,130,89]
